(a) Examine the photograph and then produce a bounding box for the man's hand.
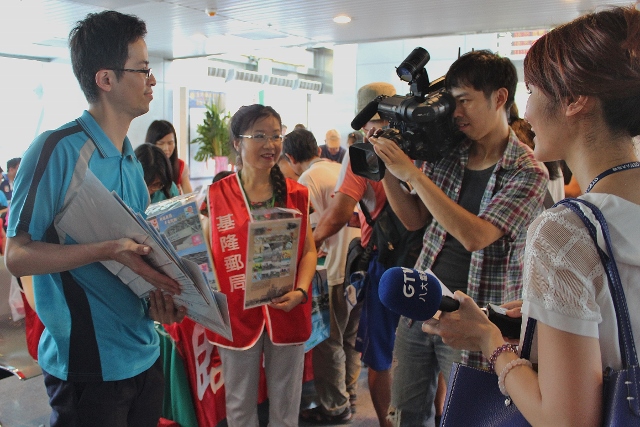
[501,299,523,318]
[370,133,421,183]
[148,289,186,324]
[110,238,181,295]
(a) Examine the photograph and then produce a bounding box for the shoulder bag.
[440,198,640,426]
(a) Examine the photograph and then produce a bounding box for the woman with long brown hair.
[145,120,193,194]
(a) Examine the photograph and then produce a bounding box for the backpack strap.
[358,199,376,227]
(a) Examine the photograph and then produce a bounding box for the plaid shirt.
[415,129,548,368]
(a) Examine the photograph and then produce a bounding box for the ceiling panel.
[0,0,635,60]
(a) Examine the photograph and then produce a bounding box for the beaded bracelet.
[295,288,309,304]
[488,343,518,373]
[498,358,533,396]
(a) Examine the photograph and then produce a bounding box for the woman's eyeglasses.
[239,134,283,143]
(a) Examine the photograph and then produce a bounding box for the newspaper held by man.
[55,169,232,340]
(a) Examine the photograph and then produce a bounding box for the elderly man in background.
[320,129,346,163]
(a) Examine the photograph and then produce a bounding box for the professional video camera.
[349,47,465,181]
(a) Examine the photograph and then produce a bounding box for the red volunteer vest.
[207,174,312,348]
[164,318,269,427]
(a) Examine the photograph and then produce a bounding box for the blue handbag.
[441,198,640,426]
[559,198,640,425]
[440,319,534,426]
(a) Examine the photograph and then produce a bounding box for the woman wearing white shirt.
[424,6,640,426]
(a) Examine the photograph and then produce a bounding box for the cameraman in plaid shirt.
[370,50,548,427]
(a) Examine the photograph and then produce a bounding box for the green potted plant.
[190,102,232,172]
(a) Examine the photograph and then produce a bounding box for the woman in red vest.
[207,104,316,426]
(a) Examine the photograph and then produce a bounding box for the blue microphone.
[378,267,459,320]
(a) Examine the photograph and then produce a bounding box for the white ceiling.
[1,0,636,61]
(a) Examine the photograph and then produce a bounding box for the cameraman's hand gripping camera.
[350,47,465,181]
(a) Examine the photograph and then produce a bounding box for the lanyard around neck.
[584,161,640,193]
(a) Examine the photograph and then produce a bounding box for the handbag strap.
[556,198,639,368]
[520,317,537,360]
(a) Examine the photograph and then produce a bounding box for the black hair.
[283,129,319,163]
[7,158,21,171]
[145,120,179,185]
[230,104,287,205]
[69,11,147,103]
[446,50,518,112]
[134,143,174,198]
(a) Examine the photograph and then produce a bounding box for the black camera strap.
[357,199,378,270]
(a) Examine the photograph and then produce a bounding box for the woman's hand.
[422,291,503,354]
[148,289,187,324]
[369,133,421,183]
[268,288,306,312]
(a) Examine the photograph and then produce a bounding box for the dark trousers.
[43,357,164,427]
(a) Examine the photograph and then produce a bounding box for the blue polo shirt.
[7,110,159,382]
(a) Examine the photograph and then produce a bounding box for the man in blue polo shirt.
[5,11,184,427]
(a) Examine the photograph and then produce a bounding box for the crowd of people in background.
[3,4,640,427]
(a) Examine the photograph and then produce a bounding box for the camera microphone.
[351,98,383,130]
[378,267,459,321]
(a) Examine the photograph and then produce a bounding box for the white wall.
[0,32,530,180]
[0,55,170,171]
[354,33,529,116]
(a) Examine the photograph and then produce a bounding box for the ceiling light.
[333,15,351,24]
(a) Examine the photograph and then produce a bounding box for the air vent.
[295,79,323,93]
[267,76,296,88]
[226,69,266,84]
[207,67,228,78]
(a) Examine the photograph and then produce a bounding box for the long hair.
[145,120,180,186]
[134,143,174,199]
[524,6,640,137]
[229,104,287,205]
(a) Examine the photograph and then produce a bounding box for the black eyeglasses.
[110,68,153,79]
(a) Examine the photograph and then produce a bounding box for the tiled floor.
[0,374,49,427]
[0,364,380,427]
[299,366,380,427]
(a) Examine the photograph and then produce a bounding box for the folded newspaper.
[146,192,218,292]
[55,170,232,340]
